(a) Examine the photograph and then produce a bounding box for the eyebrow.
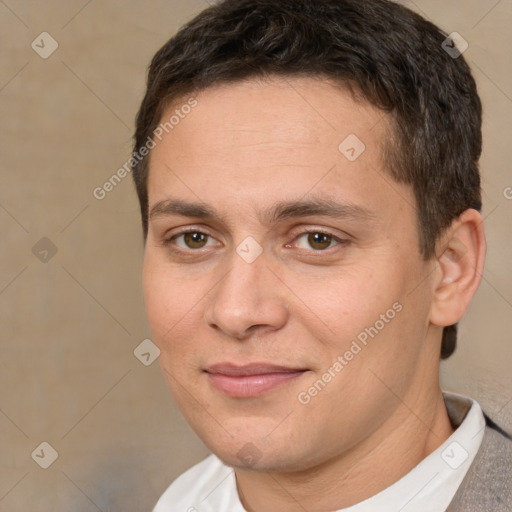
[149,197,375,225]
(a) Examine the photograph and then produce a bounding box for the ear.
[430,209,486,328]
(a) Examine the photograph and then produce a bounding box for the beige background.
[0,0,511,510]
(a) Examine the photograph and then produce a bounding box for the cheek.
[143,259,186,344]
[293,262,421,375]
[289,266,391,345]
[142,261,167,336]
[142,256,210,369]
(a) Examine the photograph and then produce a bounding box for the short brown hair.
[132,0,483,358]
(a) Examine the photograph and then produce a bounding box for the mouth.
[204,363,309,398]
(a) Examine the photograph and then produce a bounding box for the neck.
[235,387,454,512]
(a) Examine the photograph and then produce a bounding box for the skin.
[142,77,486,511]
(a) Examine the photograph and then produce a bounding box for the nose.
[203,249,290,340]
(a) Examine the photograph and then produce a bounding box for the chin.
[197,422,312,473]
[215,444,294,472]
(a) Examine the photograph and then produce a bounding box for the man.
[131,0,512,510]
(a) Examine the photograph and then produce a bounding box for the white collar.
[335,392,485,512]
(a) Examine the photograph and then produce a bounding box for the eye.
[294,231,343,251]
[167,231,216,250]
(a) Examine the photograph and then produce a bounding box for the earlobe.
[430,209,486,328]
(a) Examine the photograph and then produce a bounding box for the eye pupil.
[308,232,332,250]
[184,232,208,248]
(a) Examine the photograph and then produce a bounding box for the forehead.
[162,76,387,157]
[147,76,412,226]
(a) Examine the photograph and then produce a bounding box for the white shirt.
[153,393,485,512]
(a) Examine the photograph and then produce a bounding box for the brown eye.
[169,231,213,250]
[308,232,333,250]
[295,232,340,251]
[183,232,209,248]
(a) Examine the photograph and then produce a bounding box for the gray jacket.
[447,414,512,511]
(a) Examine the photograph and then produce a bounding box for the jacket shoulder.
[447,419,512,512]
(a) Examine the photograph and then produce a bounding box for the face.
[142,77,439,473]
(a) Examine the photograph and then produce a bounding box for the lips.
[205,363,308,398]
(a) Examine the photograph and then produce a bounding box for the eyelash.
[163,228,348,254]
